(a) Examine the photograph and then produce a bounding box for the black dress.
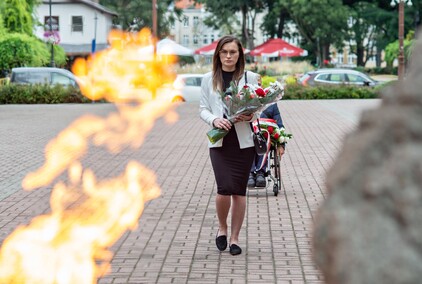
[209,71,255,196]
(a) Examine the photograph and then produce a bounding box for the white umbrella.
[138,38,194,57]
[157,38,194,56]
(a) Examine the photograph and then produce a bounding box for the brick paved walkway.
[0,100,380,283]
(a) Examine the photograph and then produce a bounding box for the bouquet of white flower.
[207,81,284,144]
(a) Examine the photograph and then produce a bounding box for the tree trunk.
[248,12,257,49]
[321,43,330,66]
[375,49,382,68]
[241,6,248,47]
[356,44,365,67]
[276,9,287,39]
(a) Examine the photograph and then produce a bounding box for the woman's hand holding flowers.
[234,113,253,123]
[213,118,232,130]
[206,81,284,144]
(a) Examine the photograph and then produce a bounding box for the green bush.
[363,66,398,75]
[261,75,277,88]
[283,84,380,100]
[178,55,195,66]
[0,84,94,104]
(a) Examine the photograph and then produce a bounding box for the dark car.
[298,68,379,87]
[10,67,79,88]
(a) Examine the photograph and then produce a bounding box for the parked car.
[10,67,79,88]
[298,68,379,87]
[172,74,204,102]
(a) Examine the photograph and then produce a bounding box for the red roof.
[249,38,306,57]
[175,0,202,9]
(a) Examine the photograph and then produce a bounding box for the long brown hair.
[212,35,245,92]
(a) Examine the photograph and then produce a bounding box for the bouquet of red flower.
[207,81,284,144]
[252,118,293,147]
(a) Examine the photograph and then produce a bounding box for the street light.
[152,0,157,38]
[49,0,55,67]
[391,0,412,81]
[398,0,404,81]
[152,0,157,55]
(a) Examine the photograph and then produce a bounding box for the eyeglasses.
[219,50,239,56]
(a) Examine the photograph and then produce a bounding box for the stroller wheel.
[273,184,279,196]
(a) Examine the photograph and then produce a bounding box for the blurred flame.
[0,28,178,283]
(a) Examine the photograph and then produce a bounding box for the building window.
[336,53,343,64]
[203,35,208,44]
[368,55,376,62]
[210,34,215,42]
[183,16,189,27]
[348,54,357,65]
[193,16,199,26]
[44,16,59,31]
[193,35,199,45]
[183,35,189,45]
[72,16,83,32]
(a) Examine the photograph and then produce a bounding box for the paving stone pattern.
[0,100,380,283]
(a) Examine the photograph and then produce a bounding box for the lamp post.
[152,0,157,38]
[49,0,55,67]
[398,0,404,81]
[152,0,157,56]
[391,0,409,80]
[92,13,98,54]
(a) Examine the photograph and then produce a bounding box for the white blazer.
[199,70,260,148]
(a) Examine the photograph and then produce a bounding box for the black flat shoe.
[216,232,227,251]
[229,244,242,255]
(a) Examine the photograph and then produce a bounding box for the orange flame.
[0,28,178,283]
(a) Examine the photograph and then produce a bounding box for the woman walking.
[199,35,260,255]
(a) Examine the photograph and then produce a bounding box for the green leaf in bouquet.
[207,127,229,144]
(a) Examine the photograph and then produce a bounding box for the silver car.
[10,67,79,88]
[299,68,379,87]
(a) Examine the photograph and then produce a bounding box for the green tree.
[3,0,33,35]
[195,0,265,49]
[344,1,382,67]
[343,0,421,67]
[0,33,66,71]
[285,0,349,66]
[99,0,181,38]
[195,1,239,37]
[0,15,5,37]
[261,0,291,39]
[0,0,5,34]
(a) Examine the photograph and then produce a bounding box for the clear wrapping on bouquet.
[207,81,284,144]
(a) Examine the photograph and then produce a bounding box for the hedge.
[283,84,380,100]
[0,82,383,104]
[0,84,92,104]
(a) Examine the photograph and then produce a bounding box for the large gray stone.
[313,35,422,283]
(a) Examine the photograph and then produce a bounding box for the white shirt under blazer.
[199,70,260,149]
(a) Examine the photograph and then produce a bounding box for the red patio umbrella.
[249,38,307,57]
[194,40,219,55]
[194,39,249,56]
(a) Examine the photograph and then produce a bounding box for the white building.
[169,0,268,51]
[34,0,117,57]
[169,0,220,51]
